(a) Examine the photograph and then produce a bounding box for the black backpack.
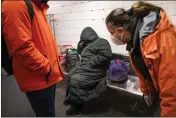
[1,0,34,76]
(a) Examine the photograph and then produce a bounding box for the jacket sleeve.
[2,2,50,76]
[129,56,151,95]
[90,39,112,67]
[157,28,176,117]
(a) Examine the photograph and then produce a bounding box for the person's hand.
[45,67,51,82]
[144,93,153,107]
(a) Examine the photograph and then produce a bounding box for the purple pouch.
[108,59,129,82]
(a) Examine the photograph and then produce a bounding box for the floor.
[1,75,160,117]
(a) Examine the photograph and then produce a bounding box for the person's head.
[80,27,98,44]
[77,27,98,54]
[105,1,162,45]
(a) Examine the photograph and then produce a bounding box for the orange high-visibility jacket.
[2,0,63,92]
[130,10,176,116]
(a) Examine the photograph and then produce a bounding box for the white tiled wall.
[47,1,176,55]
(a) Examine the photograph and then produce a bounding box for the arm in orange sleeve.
[2,2,50,76]
[157,28,176,117]
[129,56,150,95]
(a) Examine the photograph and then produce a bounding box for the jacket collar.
[156,10,173,31]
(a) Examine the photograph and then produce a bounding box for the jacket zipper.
[41,6,63,76]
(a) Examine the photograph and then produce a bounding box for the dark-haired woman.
[105,1,176,117]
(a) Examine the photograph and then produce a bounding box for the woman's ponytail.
[131,1,163,16]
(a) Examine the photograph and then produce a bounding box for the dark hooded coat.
[66,27,112,102]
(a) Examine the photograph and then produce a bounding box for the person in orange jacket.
[105,1,176,117]
[2,0,63,117]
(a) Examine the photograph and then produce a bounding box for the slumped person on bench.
[64,27,112,115]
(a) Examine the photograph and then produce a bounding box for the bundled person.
[105,1,176,117]
[64,27,112,116]
[2,0,63,117]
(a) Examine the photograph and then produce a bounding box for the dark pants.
[26,84,56,117]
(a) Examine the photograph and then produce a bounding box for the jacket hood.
[139,11,159,40]
[139,10,173,41]
[80,27,98,42]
